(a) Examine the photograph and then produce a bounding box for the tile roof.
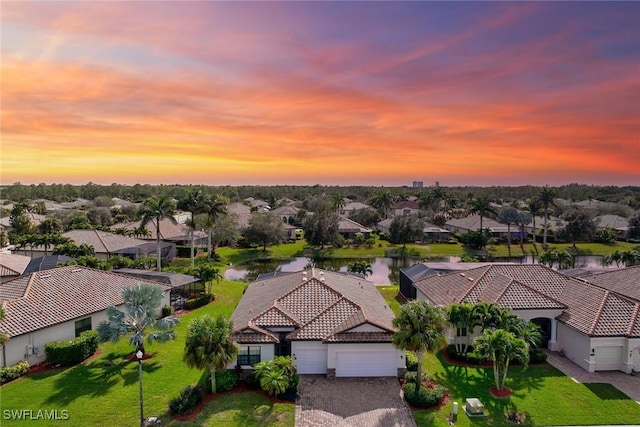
[0,253,31,277]
[113,219,195,241]
[337,217,372,233]
[62,229,150,254]
[231,269,395,344]
[0,266,170,338]
[414,263,639,338]
[583,266,640,301]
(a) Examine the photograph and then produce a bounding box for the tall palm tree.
[183,315,238,394]
[537,187,558,249]
[330,193,346,215]
[177,189,203,268]
[97,284,179,355]
[467,196,498,233]
[473,329,529,391]
[392,300,447,395]
[137,196,177,271]
[527,198,541,246]
[369,189,395,219]
[498,207,520,258]
[200,194,227,261]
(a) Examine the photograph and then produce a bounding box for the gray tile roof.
[414,264,639,338]
[62,229,150,254]
[0,266,170,338]
[231,269,395,344]
[0,253,31,277]
[584,266,640,301]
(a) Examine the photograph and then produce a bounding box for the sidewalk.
[545,350,640,404]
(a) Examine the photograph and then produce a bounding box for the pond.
[224,255,607,284]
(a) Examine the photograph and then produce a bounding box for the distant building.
[412,181,423,188]
[435,181,440,187]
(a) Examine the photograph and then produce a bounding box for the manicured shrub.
[530,349,548,363]
[404,371,429,385]
[185,294,214,310]
[405,352,418,371]
[45,330,99,366]
[243,371,261,389]
[403,382,447,408]
[168,385,202,416]
[161,305,172,318]
[0,361,30,384]
[203,370,238,393]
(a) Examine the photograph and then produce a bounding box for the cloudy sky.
[2,1,638,187]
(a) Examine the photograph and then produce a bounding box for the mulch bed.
[126,352,154,362]
[402,378,451,411]
[489,386,512,398]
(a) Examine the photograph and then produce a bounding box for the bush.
[185,294,214,310]
[203,370,237,393]
[45,330,99,366]
[243,370,261,389]
[0,361,30,384]
[404,371,429,385]
[530,349,548,363]
[161,305,172,318]
[406,352,418,371]
[403,382,447,408]
[446,345,484,365]
[168,385,202,416]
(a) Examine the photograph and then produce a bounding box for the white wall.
[556,323,591,371]
[348,323,386,332]
[327,343,403,370]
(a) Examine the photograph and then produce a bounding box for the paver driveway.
[295,376,417,427]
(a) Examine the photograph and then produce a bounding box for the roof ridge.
[93,229,110,252]
[459,265,492,301]
[590,290,610,335]
[253,304,299,327]
[493,274,514,302]
[627,304,640,336]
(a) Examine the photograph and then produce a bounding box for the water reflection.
[224,255,606,284]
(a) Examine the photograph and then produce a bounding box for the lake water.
[224,255,607,284]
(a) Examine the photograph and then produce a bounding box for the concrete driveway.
[295,376,417,427]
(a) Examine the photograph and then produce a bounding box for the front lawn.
[412,349,640,427]
[0,279,293,427]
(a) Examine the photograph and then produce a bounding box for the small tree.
[97,284,179,355]
[347,260,373,278]
[194,263,222,294]
[244,212,285,252]
[473,329,529,391]
[388,214,425,247]
[254,356,298,396]
[392,301,447,396]
[447,302,474,354]
[183,315,238,394]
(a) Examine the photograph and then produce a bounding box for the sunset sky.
[1,1,639,187]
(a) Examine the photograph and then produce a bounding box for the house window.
[456,327,467,337]
[237,346,261,365]
[403,209,411,215]
[75,317,92,337]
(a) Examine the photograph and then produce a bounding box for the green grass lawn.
[414,352,640,427]
[0,279,294,427]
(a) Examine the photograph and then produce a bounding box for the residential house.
[594,215,629,239]
[227,202,252,229]
[412,264,640,373]
[0,266,171,367]
[23,255,73,275]
[229,268,404,377]
[114,218,207,248]
[271,205,300,225]
[445,215,520,241]
[0,212,46,234]
[337,217,372,239]
[389,200,421,217]
[340,201,373,218]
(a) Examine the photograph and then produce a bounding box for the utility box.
[465,398,484,415]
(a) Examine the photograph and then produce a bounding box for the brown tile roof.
[414,263,638,338]
[62,229,150,254]
[231,269,395,343]
[114,219,195,241]
[584,266,640,301]
[0,266,170,338]
[0,253,31,277]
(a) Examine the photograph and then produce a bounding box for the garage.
[595,346,623,371]
[295,347,328,374]
[335,351,397,377]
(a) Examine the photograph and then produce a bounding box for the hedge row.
[403,382,448,408]
[45,330,99,366]
[0,361,30,384]
[185,294,214,310]
[168,385,202,416]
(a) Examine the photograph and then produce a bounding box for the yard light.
[136,349,144,427]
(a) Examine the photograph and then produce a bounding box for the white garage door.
[336,351,397,377]
[296,348,327,374]
[595,346,623,371]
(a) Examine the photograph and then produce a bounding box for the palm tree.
[510,320,542,351]
[527,198,542,246]
[447,302,474,354]
[330,193,346,215]
[347,260,373,278]
[473,329,529,391]
[498,207,520,258]
[97,284,179,355]
[467,196,498,234]
[537,187,558,249]
[137,196,177,271]
[177,189,203,268]
[471,301,504,332]
[369,189,395,219]
[392,300,447,395]
[194,263,223,294]
[183,315,238,394]
[200,194,227,261]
